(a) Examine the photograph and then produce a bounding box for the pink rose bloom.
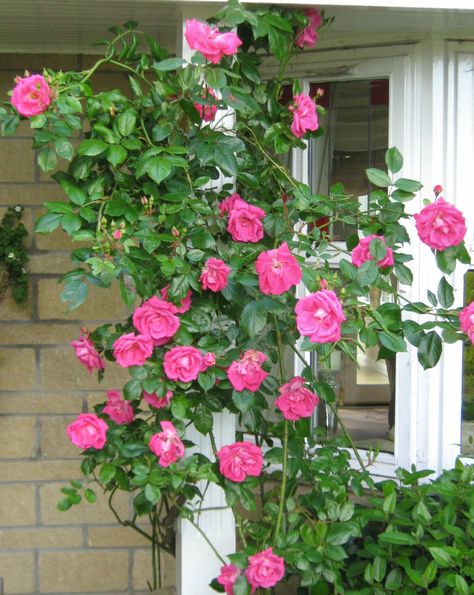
[295,290,346,343]
[414,197,466,251]
[70,335,105,374]
[227,350,268,392]
[194,87,218,122]
[295,8,322,48]
[289,93,318,138]
[11,74,52,117]
[161,285,192,314]
[113,229,122,240]
[113,333,154,368]
[227,201,266,243]
[102,390,135,425]
[133,296,180,346]
[219,192,245,216]
[67,413,108,450]
[459,302,474,345]
[217,564,240,595]
[185,19,242,64]
[245,548,285,592]
[274,376,319,421]
[255,242,302,295]
[203,352,216,367]
[351,234,394,269]
[149,421,185,467]
[217,441,263,482]
[163,346,206,382]
[200,258,231,292]
[143,389,174,409]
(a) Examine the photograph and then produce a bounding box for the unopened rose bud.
[140,196,148,205]
[433,184,443,197]
[165,390,174,400]
[316,87,325,98]
[113,229,122,240]
[320,279,328,290]
[172,227,180,238]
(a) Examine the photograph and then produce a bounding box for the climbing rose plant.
[1,1,473,592]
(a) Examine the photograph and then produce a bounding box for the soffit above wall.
[1,0,474,55]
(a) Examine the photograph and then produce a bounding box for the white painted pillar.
[175,8,236,595]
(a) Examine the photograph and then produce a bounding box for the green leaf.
[106,144,128,167]
[428,547,453,568]
[144,483,161,505]
[78,139,108,157]
[241,301,268,339]
[436,246,457,274]
[454,575,469,595]
[373,556,387,583]
[385,568,402,590]
[154,57,185,71]
[379,531,418,546]
[194,405,213,435]
[99,463,116,484]
[117,109,137,136]
[268,26,287,62]
[35,212,63,234]
[146,157,172,185]
[379,331,406,353]
[394,263,413,286]
[205,68,227,90]
[61,213,82,234]
[417,331,442,369]
[264,13,293,31]
[232,389,255,414]
[213,148,238,177]
[84,488,97,503]
[54,139,74,161]
[38,147,57,172]
[385,147,403,174]
[232,575,251,595]
[366,168,391,187]
[60,278,88,312]
[394,178,423,192]
[437,277,454,308]
[59,179,87,206]
[369,237,387,261]
[357,260,379,287]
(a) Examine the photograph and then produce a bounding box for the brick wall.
[0,55,175,595]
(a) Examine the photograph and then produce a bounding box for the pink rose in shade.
[295,290,346,343]
[185,19,242,64]
[255,242,302,295]
[227,350,268,392]
[200,258,231,292]
[11,74,52,117]
[245,548,285,592]
[70,335,105,374]
[203,352,216,367]
[289,93,318,138]
[351,234,394,269]
[102,390,135,425]
[414,197,466,251]
[295,8,323,48]
[219,192,245,216]
[274,376,319,421]
[112,333,154,368]
[132,296,180,346]
[160,285,192,314]
[67,413,108,450]
[217,564,240,595]
[194,87,218,122]
[217,441,263,482]
[163,346,206,383]
[149,421,185,467]
[459,302,474,345]
[143,389,174,409]
[227,201,266,243]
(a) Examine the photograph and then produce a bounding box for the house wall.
[0,54,175,595]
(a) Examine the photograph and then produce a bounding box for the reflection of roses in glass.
[274,376,319,421]
[67,413,108,450]
[11,74,52,117]
[103,390,134,425]
[295,290,346,343]
[227,350,268,392]
[245,548,285,592]
[149,421,184,467]
[295,8,322,48]
[289,93,318,138]
[200,258,231,292]
[185,19,242,64]
[112,333,154,368]
[217,441,263,482]
[133,296,180,345]
[71,335,105,374]
[459,302,474,345]
[414,197,466,251]
[163,346,206,382]
[255,242,302,295]
[351,234,394,269]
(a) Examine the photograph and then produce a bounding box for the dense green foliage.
[0,205,28,303]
